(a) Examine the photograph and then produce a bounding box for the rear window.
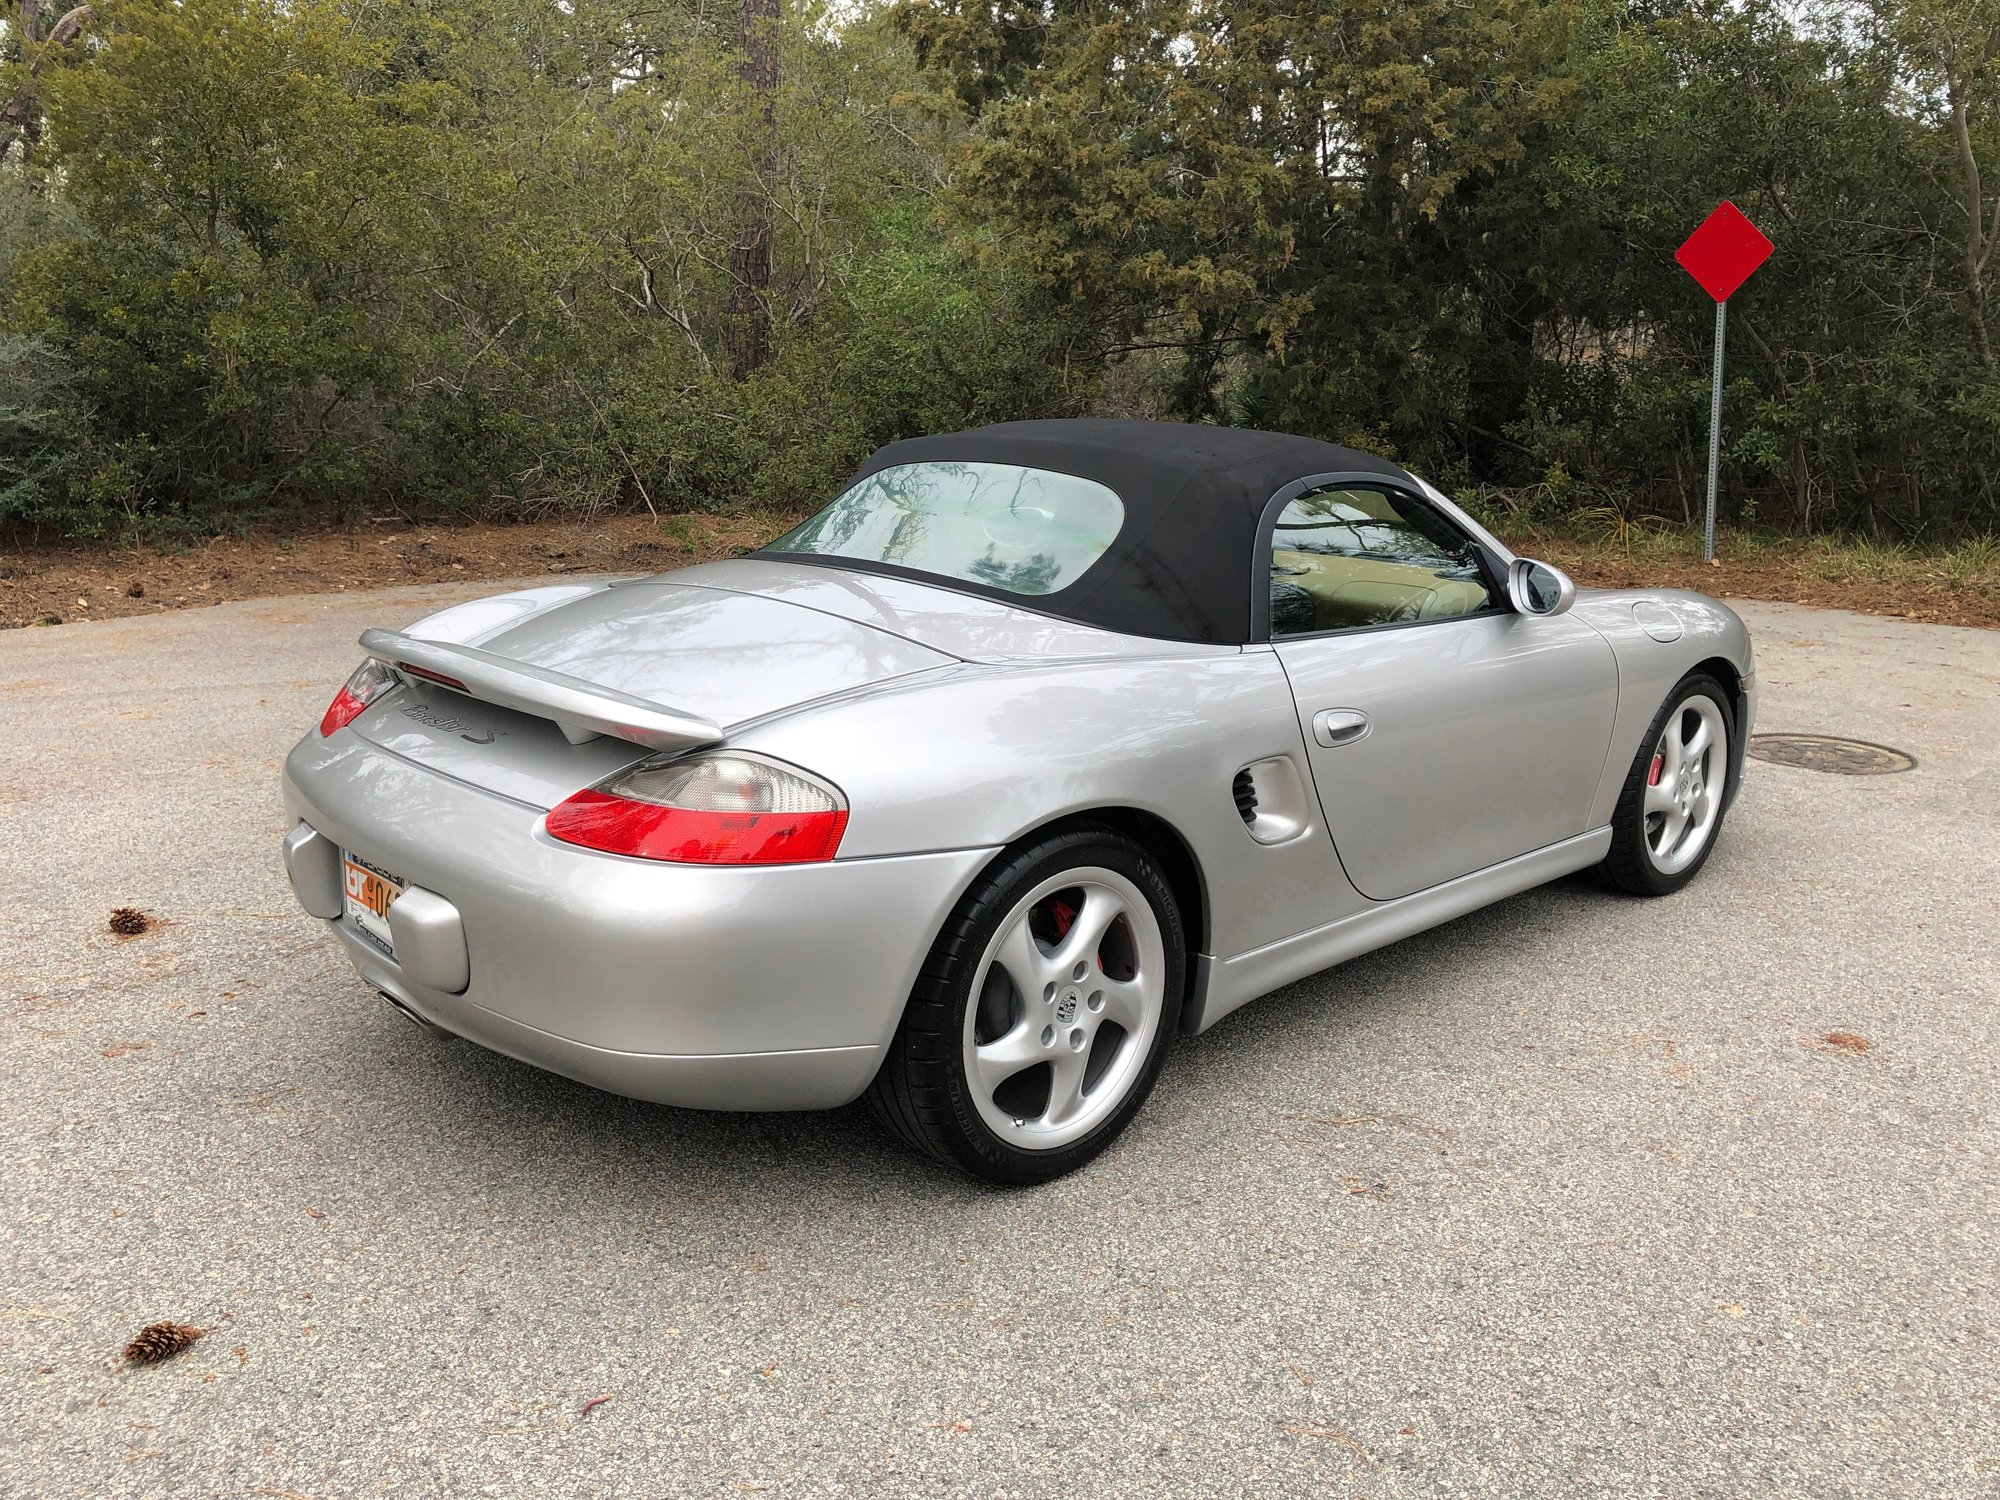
[765,461,1124,597]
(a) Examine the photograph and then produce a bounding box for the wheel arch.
[980,806,1212,1036]
[1690,654,1750,804]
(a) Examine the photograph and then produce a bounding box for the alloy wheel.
[1644,695,1728,876]
[960,866,1167,1151]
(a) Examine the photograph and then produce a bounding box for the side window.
[1268,485,1496,637]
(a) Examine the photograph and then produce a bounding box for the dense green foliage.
[910,0,2000,537]
[3,0,1999,538]
[0,0,1086,535]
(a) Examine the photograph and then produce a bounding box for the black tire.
[866,825,1184,1185]
[1595,670,1736,897]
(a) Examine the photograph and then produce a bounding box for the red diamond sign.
[1676,201,1773,303]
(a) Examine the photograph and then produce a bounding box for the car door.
[1266,481,1618,902]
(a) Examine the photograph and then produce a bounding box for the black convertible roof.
[763,419,1419,645]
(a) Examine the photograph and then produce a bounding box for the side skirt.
[1186,827,1613,1034]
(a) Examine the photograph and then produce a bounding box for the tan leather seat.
[1272,549,1490,631]
[1327,578,1432,622]
[1418,578,1490,619]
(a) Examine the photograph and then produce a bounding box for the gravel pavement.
[1,586,1995,1498]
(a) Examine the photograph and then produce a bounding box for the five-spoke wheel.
[869,827,1183,1184]
[1599,670,1737,896]
[1643,694,1728,875]
[963,868,1167,1151]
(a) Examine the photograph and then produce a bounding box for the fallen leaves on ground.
[108,908,155,937]
[1814,1030,1874,1055]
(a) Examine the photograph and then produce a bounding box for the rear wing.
[359,628,723,753]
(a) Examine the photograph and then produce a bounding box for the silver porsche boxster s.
[282,420,1754,1182]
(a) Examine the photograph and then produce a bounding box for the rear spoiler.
[359,628,723,753]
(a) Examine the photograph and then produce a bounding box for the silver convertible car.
[282,420,1754,1182]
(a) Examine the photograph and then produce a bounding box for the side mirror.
[1508,557,1576,617]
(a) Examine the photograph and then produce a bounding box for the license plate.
[341,852,405,954]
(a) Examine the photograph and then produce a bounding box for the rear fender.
[731,652,1367,965]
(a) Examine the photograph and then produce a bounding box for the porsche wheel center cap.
[1056,988,1081,1024]
[1675,765,1701,811]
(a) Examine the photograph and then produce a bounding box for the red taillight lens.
[546,754,848,865]
[319,659,398,737]
[547,790,848,864]
[319,687,368,738]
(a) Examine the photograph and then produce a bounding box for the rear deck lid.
[659,558,1238,662]
[347,579,955,807]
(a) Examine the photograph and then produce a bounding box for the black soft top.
[760,419,1418,645]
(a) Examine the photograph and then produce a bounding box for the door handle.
[1313,709,1371,748]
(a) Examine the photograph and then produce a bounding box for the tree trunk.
[0,3,94,166]
[725,0,779,379]
[1948,70,1999,367]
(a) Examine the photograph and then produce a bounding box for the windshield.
[765,461,1125,597]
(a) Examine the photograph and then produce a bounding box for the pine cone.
[108,908,151,937]
[123,1321,205,1365]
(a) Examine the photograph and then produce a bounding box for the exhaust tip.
[377,989,455,1039]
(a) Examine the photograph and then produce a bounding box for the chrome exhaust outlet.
[378,989,454,1039]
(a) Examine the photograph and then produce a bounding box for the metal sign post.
[1704,298,1726,563]
[1675,201,1773,564]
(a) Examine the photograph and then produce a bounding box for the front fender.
[1571,588,1756,826]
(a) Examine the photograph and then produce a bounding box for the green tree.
[3,0,1083,533]
[902,0,1577,447]
[902,0,2000,535]
[0,0,98,167]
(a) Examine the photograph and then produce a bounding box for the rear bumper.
[331,922,886,1110]
[282,732,995,1111]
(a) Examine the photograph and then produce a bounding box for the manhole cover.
[1747,734,1916,775]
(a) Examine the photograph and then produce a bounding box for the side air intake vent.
[1232,757,1314,846]
[1232,769,1259,826]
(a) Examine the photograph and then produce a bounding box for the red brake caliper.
[1040,897,1105,970]
[1648,753,1665,787]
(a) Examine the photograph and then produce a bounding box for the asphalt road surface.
[2,585,1994,1498]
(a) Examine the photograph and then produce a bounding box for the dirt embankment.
[3,512,1996,630]
[1517,532,2000,631]
[0,513,772,630]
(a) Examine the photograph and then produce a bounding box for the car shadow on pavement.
[316,875,1637,1225]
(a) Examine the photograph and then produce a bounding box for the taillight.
[546,753,848,865]
[318,659,398,737]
